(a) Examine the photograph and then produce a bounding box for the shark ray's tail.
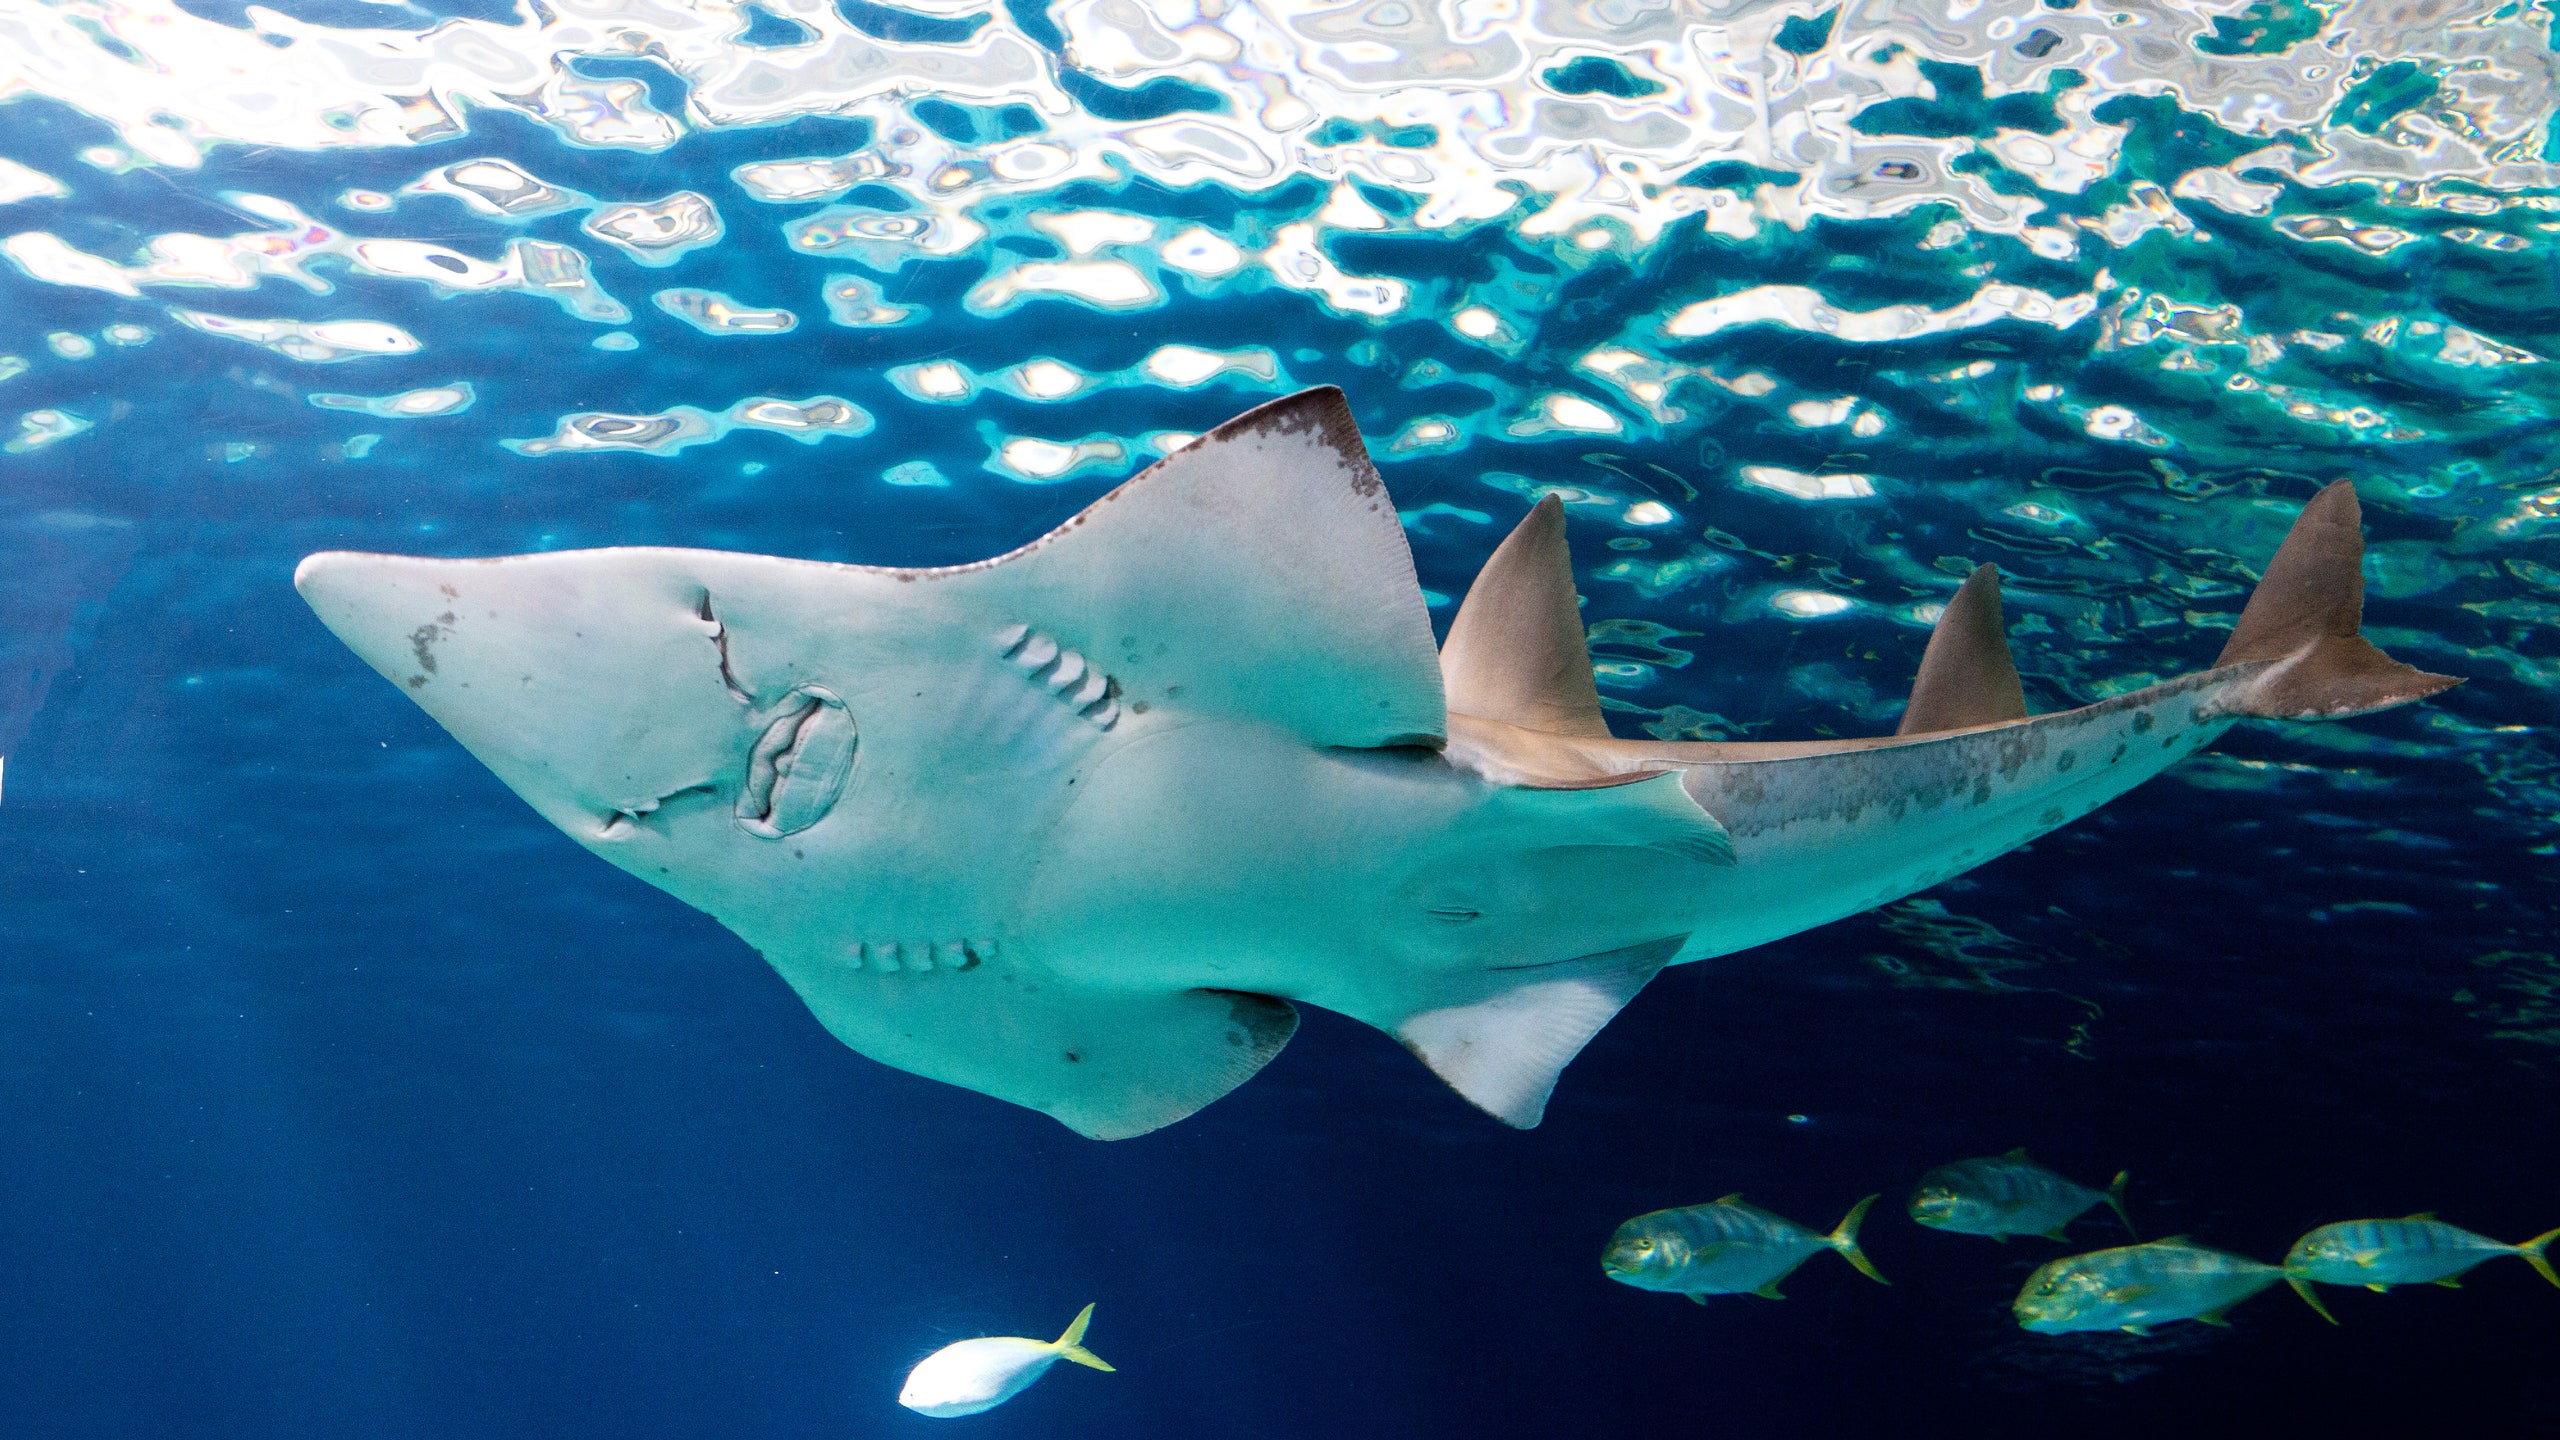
[1053,1304,1114,1372]
[1828,1195,1890,1285]
[2214,481,2461,719]
[2516,1227,2560,1290]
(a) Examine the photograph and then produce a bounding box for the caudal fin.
[2518,1227,2560,1290]
[1053,1303,1115,1372]
[2104,1171,2137,1239]
[2214,481,2460,719]
[1898,563,2028,735]
[2288,1277,2341,1325]
[1829,1194,1891,1285]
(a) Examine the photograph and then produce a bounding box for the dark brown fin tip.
[1441,494,1613,738]
[1193,385,1374,481]
[1897,563,2029,736]
[2215,481,2462,719]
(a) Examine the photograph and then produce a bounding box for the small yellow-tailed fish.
[2013,1238,2283,1336]
[897,1303,1114,1418]
[2282,1214,2560,1323]
[1909,1148,2133,1242]
[1602,1193,1889,1301]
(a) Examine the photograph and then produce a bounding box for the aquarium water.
[0,0,2555,1433]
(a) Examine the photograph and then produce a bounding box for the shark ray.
[296,388,2459,1138]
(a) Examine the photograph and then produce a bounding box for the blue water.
[4,1,2558,1433]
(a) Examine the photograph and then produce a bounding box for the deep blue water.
[5,2,2559,1434]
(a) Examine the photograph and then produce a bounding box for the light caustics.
[1,0,2557,884]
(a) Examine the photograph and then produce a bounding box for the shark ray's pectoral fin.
[1036,988,1300,1140]
[1442,494,1610,739]
[1395,935,1683,1129]
[1898,563,2027,736]
[783,962,1300,1141]
[966,386,1447,751]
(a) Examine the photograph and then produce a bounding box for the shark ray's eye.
[738,686,857,839]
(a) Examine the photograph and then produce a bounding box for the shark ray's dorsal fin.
[2215,481,2460,718]
[1898,564,2027,736]
[980,385,1447,750]
[1396,935,1681,1128]
[1441,495,1611,739]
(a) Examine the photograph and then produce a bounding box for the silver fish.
[898,1303,1113,1418]
[1602,1193,1888,1301]
[2014,1238,2283,1335]
[1910,1148,2133,1242]
[2283,1214,2560,1323]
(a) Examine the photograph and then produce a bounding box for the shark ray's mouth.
[737,686,857,839]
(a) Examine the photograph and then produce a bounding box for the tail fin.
[1053,1303,1114,1372]
[2518,1227,2560,1290]
[1898,563,2028,735]
[2214,481,2460,719]
[1828,1194,1891,1285]
[2287,1277,2340,1325]
[1442,494,1612,738]
[2104,1171,2137,1239]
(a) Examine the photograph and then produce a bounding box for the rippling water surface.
[2,0,2556,1434]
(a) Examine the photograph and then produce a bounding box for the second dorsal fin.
[1441,495,1611,738]
[1897,564,2028,736]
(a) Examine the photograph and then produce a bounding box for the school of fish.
[903,1155,2552,1420]
[1597,1148,2559,1340]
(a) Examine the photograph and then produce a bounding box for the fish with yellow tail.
[1602,1194,1888,1301]
[1909,1149,2134,1242]
[2013,1238,2283,1335]
[898,1303,1114,1418]
[2282,1215,2560,1323]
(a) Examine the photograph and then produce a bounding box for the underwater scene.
[3,0,2558,1433]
